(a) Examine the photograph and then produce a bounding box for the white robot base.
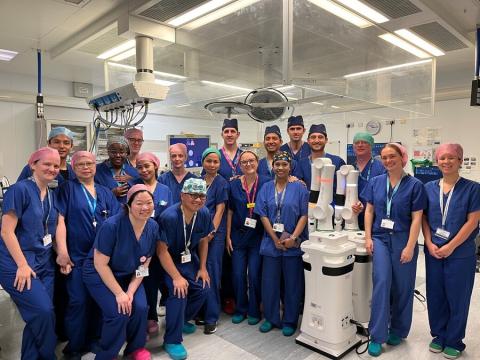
[296,332,361,359]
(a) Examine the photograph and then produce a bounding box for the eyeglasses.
[240,159,256,166]
[127,138,144,144]
[75,162,95,169]
[186,193,206,200]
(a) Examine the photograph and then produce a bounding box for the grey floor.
[1,251,480,359]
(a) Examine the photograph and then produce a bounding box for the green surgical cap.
[201,147,221,162]
[353,132,374,148]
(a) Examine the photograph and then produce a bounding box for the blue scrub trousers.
[425,253,476,351]
[63,263,100,354]
[84,273,148,360]
[0,257,56,360]
[204,233,225,325]
[164,262,208,344]
[143,255,166,321]
[261,255,304,329]
[369,233,418,343]
[232,243,262,318]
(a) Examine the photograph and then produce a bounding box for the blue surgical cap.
[48,127,74,141]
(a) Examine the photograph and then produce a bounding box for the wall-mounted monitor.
[167,135,211,169]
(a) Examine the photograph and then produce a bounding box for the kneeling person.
[157,178,213,360]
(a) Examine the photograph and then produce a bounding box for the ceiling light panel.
[201,80,252,92]
[97,40,136,60]
[344,59,432,78]
[307,0,372,28]
[336,0,388,23]
[0,49,18,61]
[394,29,445,56]
[379,33,431,59]
[168,0,233,27]
[110,48,136,62]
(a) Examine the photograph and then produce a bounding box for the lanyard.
[30,177,52,235]
[204,174,217,191]
[439,178,460,228]
[221,147,240,175]
[81,184,97,221]
[109,162,126,186]
[288,141,304,157]
[356,159,373,181]
[182,207,197,252]
[274,182,287,222]
[242,175,258,217]
[386,174,405,219]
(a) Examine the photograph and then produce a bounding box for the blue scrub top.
[157,204,213,266]
[94,161,139,204]
[279,142,311,162]
[17,163,76,187]
[158,171,197,205]
[219,148,243,180]
[134,179,173,220]
[229,175,270,248]
[258,157,298,180]
[56,179,121,263]
[254,180,309,257]
[424,178,480,258]
[0,179,58,269]
[204,175,229,233]
[361,173,427,235]
[86,213,158,278]
[293,153,346,191]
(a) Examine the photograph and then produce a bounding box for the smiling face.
[48,134,73,160]
[239,152,258,176]
[353,140,372,158]
[264,133,282,153]
[273,159,291,179]
[437,152,462,176]
[108,143,128,168]
[202,153,220,176]
[73,156,96,181]
[222,128,240,146]
[181,192,206,213]
[381,146,403,172]
[170,149,186,170]
[287,125,305,142]
[129,191,154,221]
[126,135,144,155]
[31,157,60,183]
[136,160,157,182]
[307,132,327,152]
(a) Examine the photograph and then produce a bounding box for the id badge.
[273,223,284,233]
[43,234,52,246]
[244,217,257,229]
[246,202,255,209]
[135,265,149,278]
[435,228,450,240]
[181,250,191,264]
[150,209,155,218]
[381,219,395,230]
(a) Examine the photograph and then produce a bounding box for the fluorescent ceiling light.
[176,103,191,108]
[181,0,261,30]
[168,0,232,27]
[312,101,324,105]
[97,40,136,60]
[336,0,388,23]
[107,62,186,79]
[379,33,431,59]
[110,48,136,62]
[307,0,372,28]
[201,80,252,92]
[394,29,445,57]
[344,59,432,78]
[0,49,18,61]
[276,85,296,91]
[155,79,176,86]
[331,105,340,109]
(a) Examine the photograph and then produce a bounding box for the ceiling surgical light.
[307,0,372,28]
[336,0,388,23]
[97,40,136,60]
[379,33,431,59]
[344,59,432,78]
[394,29,445,57]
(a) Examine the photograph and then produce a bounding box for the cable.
[350,319,370,355]
[414,289,426,303]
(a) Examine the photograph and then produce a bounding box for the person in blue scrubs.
[219,118,243,180]
[156,178,213,360]
[293,124,346,190]
[0,147,62,359]
[254,151,308,336]
[135,152,173,335]
[56,151,120,358]
[125,128,144,168]
[279,115,311,162]
[258,125,283,179]
[82,184,158,360]
[95,137,138,204]
[362,143,427,357]
[227,150,270,325]
[17,126,76,187]
[422,143,480,359]
[197,147,229,334]
[350,132,385,229]
[158,143,197,204]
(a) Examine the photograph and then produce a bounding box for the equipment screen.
[168,135,210,168]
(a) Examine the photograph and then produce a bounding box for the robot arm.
[337,166,360,231]
[310,158,335,232]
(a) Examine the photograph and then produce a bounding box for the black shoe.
[195,317,206,326]
[204,323,217,334]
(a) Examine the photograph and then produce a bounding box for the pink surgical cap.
[126,184,151,203]
[136,152,160,168]
[435,143,463,162]
[28,147,60,167]
[71,151,96,168]
[169,143,187,156]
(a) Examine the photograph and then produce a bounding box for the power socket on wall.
[384,120,395,125]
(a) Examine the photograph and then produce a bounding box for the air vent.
[410,22,468,51]
[77,28,126,55]
[138,0,208,23]
[361,0,421,19]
